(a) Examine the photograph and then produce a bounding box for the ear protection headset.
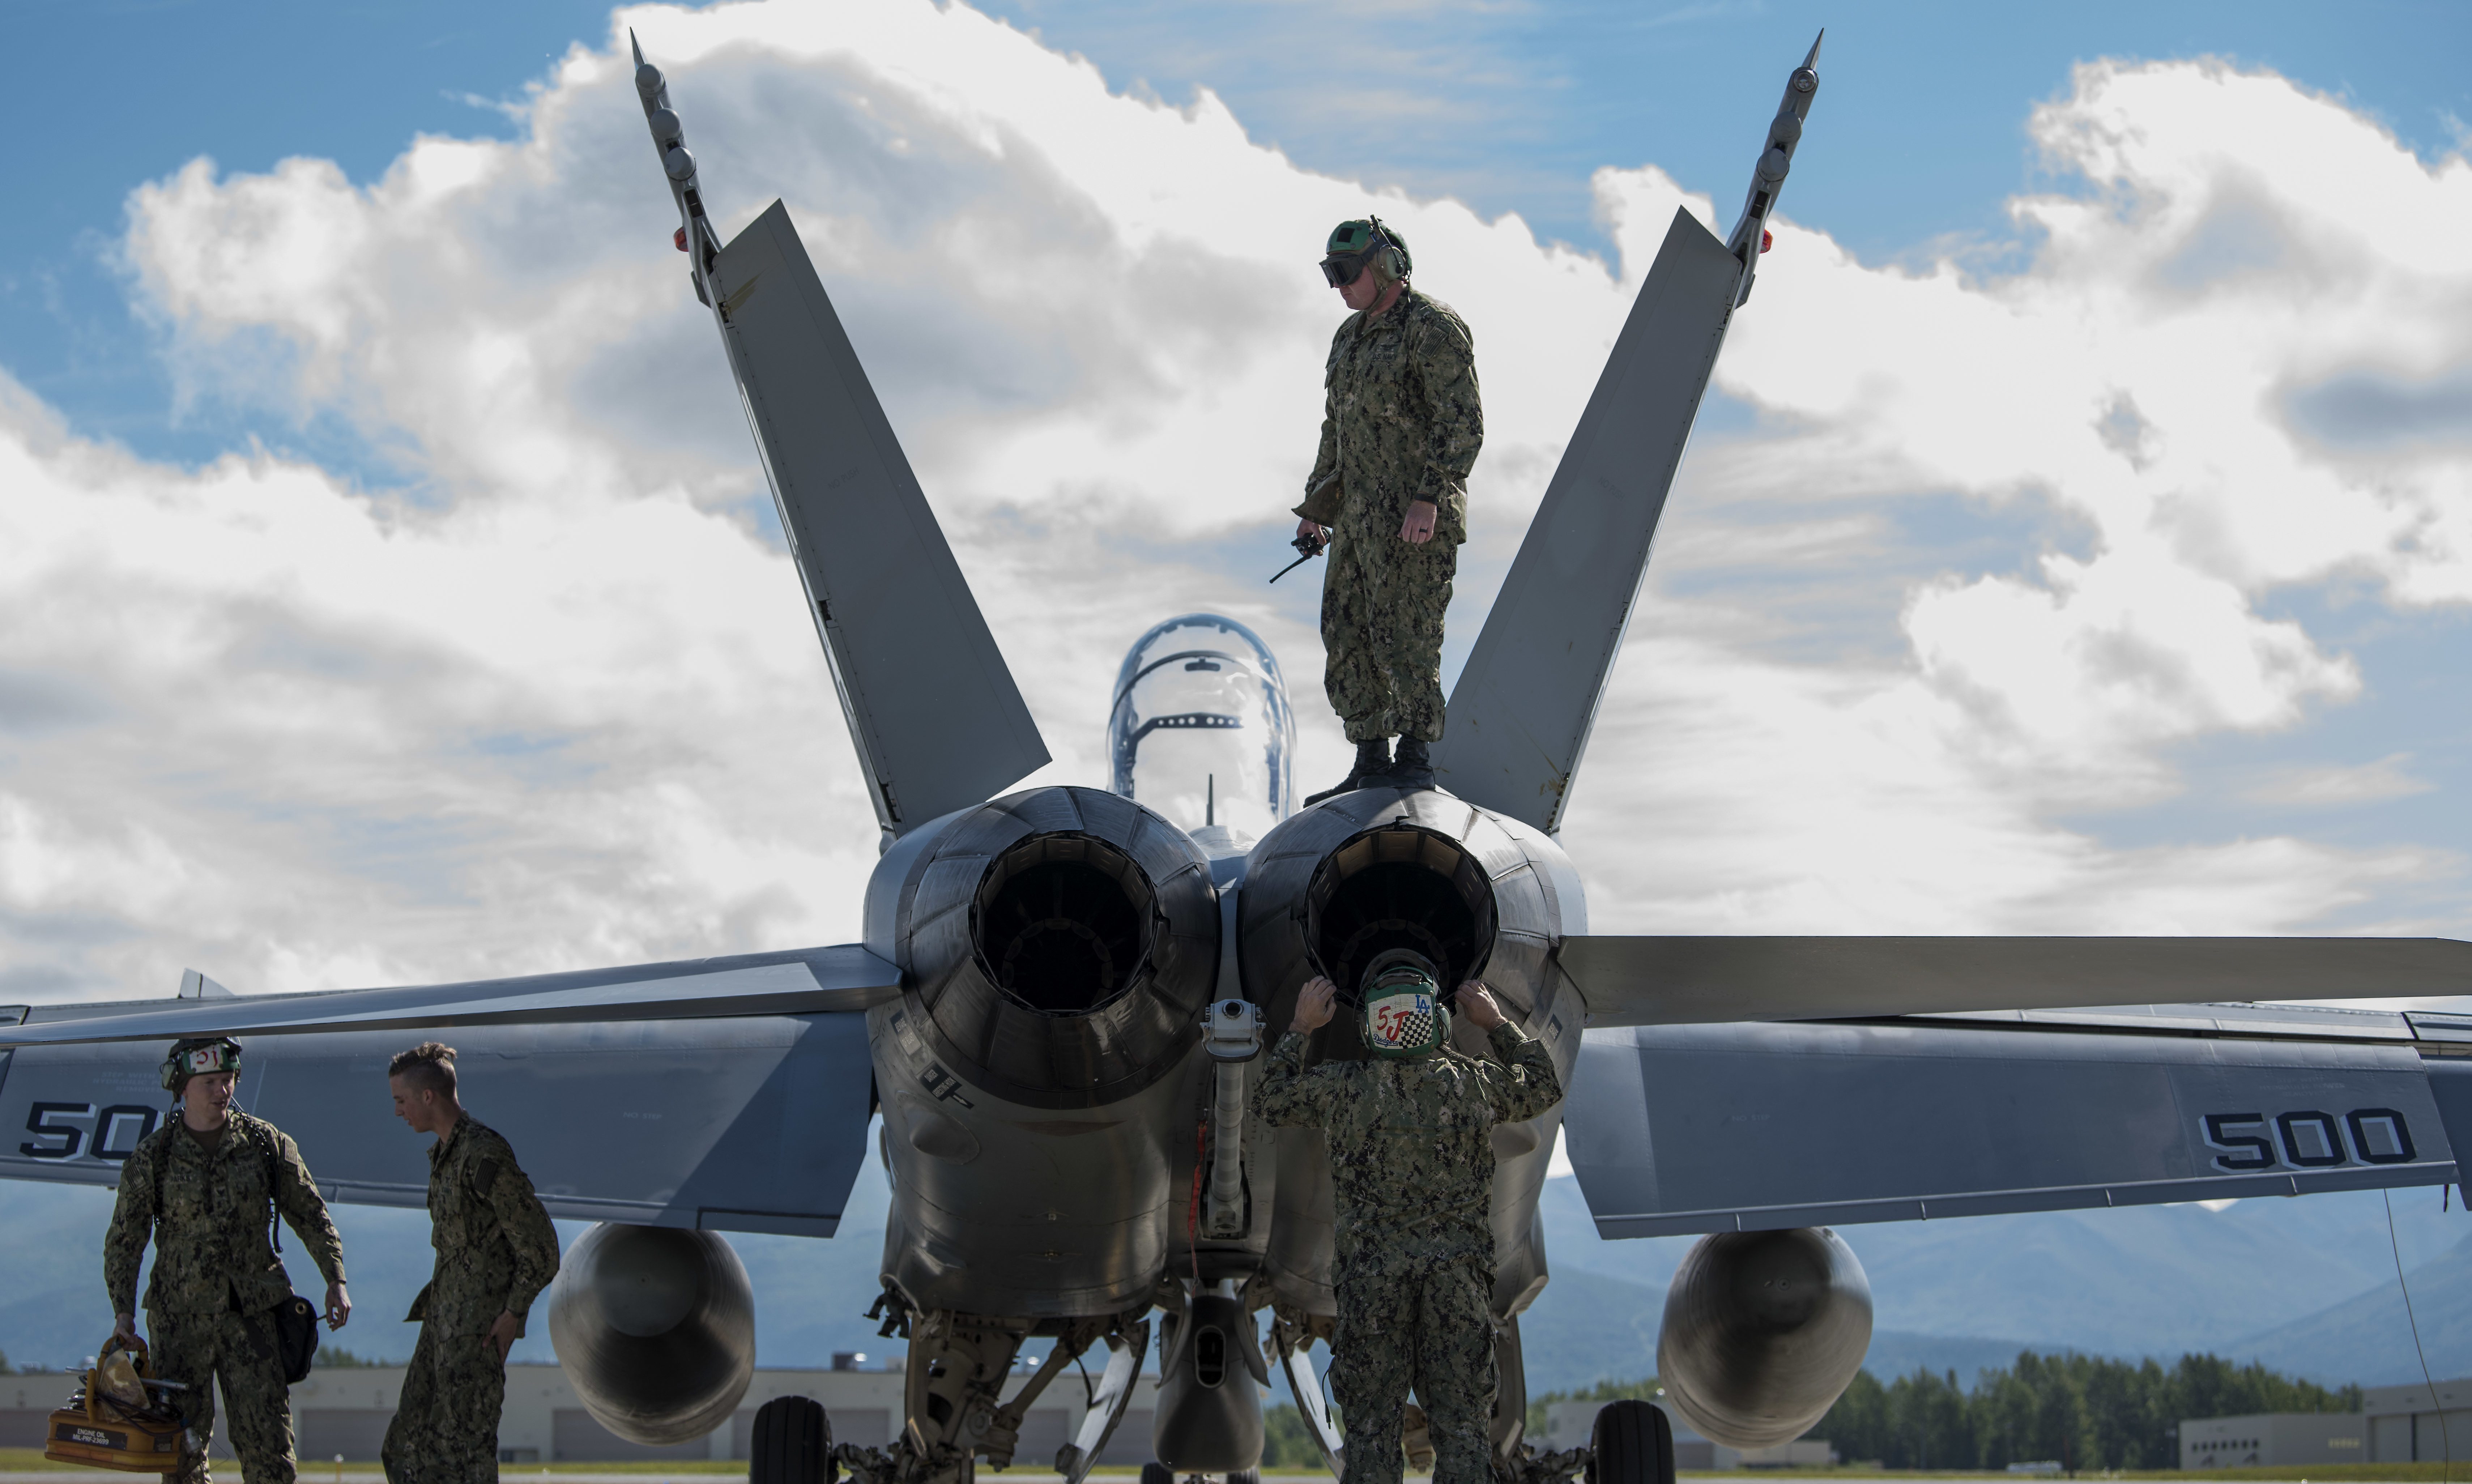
[1321,216,1413,289]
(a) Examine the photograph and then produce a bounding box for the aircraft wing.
[1566,1003,2472,1237]
[0,944,900,1045]
[0,1015,875,1236]
[707,199,1049,835]
[0,946,898,1234]
[1555,934,2472,1026]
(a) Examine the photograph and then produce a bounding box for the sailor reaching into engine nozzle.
[1254,952,1561,1484]
[1293,218,1482,802]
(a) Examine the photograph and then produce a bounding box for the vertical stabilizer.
[1430,208,1744,831]
[708,203,1050,835]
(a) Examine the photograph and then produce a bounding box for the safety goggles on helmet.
[160,1036,243,1091]
[1359,948,1450,1059]
[1319,216,1408,289]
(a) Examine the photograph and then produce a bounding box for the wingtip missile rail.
[1723,28,1823,306]
[631,31,721,309]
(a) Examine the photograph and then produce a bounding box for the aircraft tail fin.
[1430,206,1743,831]
[708,201,1050,836]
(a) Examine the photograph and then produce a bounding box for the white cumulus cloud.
[1,4,2467,1002]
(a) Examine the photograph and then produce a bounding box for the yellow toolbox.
[43,1339,192,1474]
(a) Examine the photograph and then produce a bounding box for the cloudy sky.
[4,0,2471,1005]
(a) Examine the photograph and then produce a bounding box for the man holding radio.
[1293,216,1484,802]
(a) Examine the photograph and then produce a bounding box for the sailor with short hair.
[382,1042,561,1484]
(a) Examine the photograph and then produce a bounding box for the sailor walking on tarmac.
[1293,217,1484,802]
[104,1036,353,1484]
[382,1042,562,1484]
[1253,956,1563,1484]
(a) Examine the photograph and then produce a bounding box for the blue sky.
[3,0,2472,1002]
[13,1,2467,464]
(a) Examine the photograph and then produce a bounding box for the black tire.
[1140,1463,1176,1484]
[1588,1400,1674,1484]
[751,1394,835,1484]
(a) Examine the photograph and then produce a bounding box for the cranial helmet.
[160,1035,243,1092]
[1321,217,1412,289]
[1359,948,1450,1059]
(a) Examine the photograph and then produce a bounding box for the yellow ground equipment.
[43,1337,192,1473]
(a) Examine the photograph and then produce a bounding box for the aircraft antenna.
[2384,1188,2452,1480]
[1206,773,1215,828]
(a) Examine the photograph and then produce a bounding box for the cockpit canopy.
[1108,613,1297,843]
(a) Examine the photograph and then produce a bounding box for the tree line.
[1816,1351,2360,1470]
[1298,1352,2359,1472]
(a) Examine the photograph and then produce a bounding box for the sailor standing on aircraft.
[382,1043,561,1484]
[1254,958,1561,1484]
[105,1037,353,1484]
[1294,218,1483,802]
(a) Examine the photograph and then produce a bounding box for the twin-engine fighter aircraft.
[7,31,2471,1484]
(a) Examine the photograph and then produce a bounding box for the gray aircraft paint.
[1431,34,1826,836]
[0,1014,873,1237]
[1429,205,1743,835]
[1569,1011,2466,1239]
[708,199,1048,836]
[0,945,901,1046]
[1559,935,2472,1027]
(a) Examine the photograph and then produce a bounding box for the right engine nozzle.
[1657,1227,1873,1450]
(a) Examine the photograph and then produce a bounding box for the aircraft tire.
[1228,1470,1263,1484]
[750,1394,835,1484]
[1587,1400,1674,1484]
[1139,1463,1175,1484]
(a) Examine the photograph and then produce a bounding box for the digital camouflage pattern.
[1254,1020,1562,1484]
[383,1318,509,1484]
[105,1110,347,1317]
[150,1307,297,1484]
[1299,288,1482,745]
[1331,1256,1495,1484]
[383,1116,560,1484]
[105,1109,346,1484]
[1322,534,1456,744]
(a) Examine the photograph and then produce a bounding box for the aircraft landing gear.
[1586,1400,1676,1484]
[749,1395,834,1484]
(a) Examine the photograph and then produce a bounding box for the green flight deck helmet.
[1359,948,1450,1059]
[1320,216,1412,289]
[161,1035,243,1092]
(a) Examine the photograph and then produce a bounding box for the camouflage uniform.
[383,1116,561,1484]
[1298,287,1483,745]
[1254,1021,1561,1484]
[105,1109,348,1484]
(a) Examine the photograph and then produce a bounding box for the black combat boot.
[1388,736,1435,790]
[1305,738,1391,805]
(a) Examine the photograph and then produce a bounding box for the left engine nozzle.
[866,785,1217,1108]
[1657,1227,1872,1450]
[548,1224,755,1446]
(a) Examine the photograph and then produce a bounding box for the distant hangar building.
[2181,1377,2472,1471]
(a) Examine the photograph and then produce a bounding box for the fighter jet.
[6,30,2469,1484]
